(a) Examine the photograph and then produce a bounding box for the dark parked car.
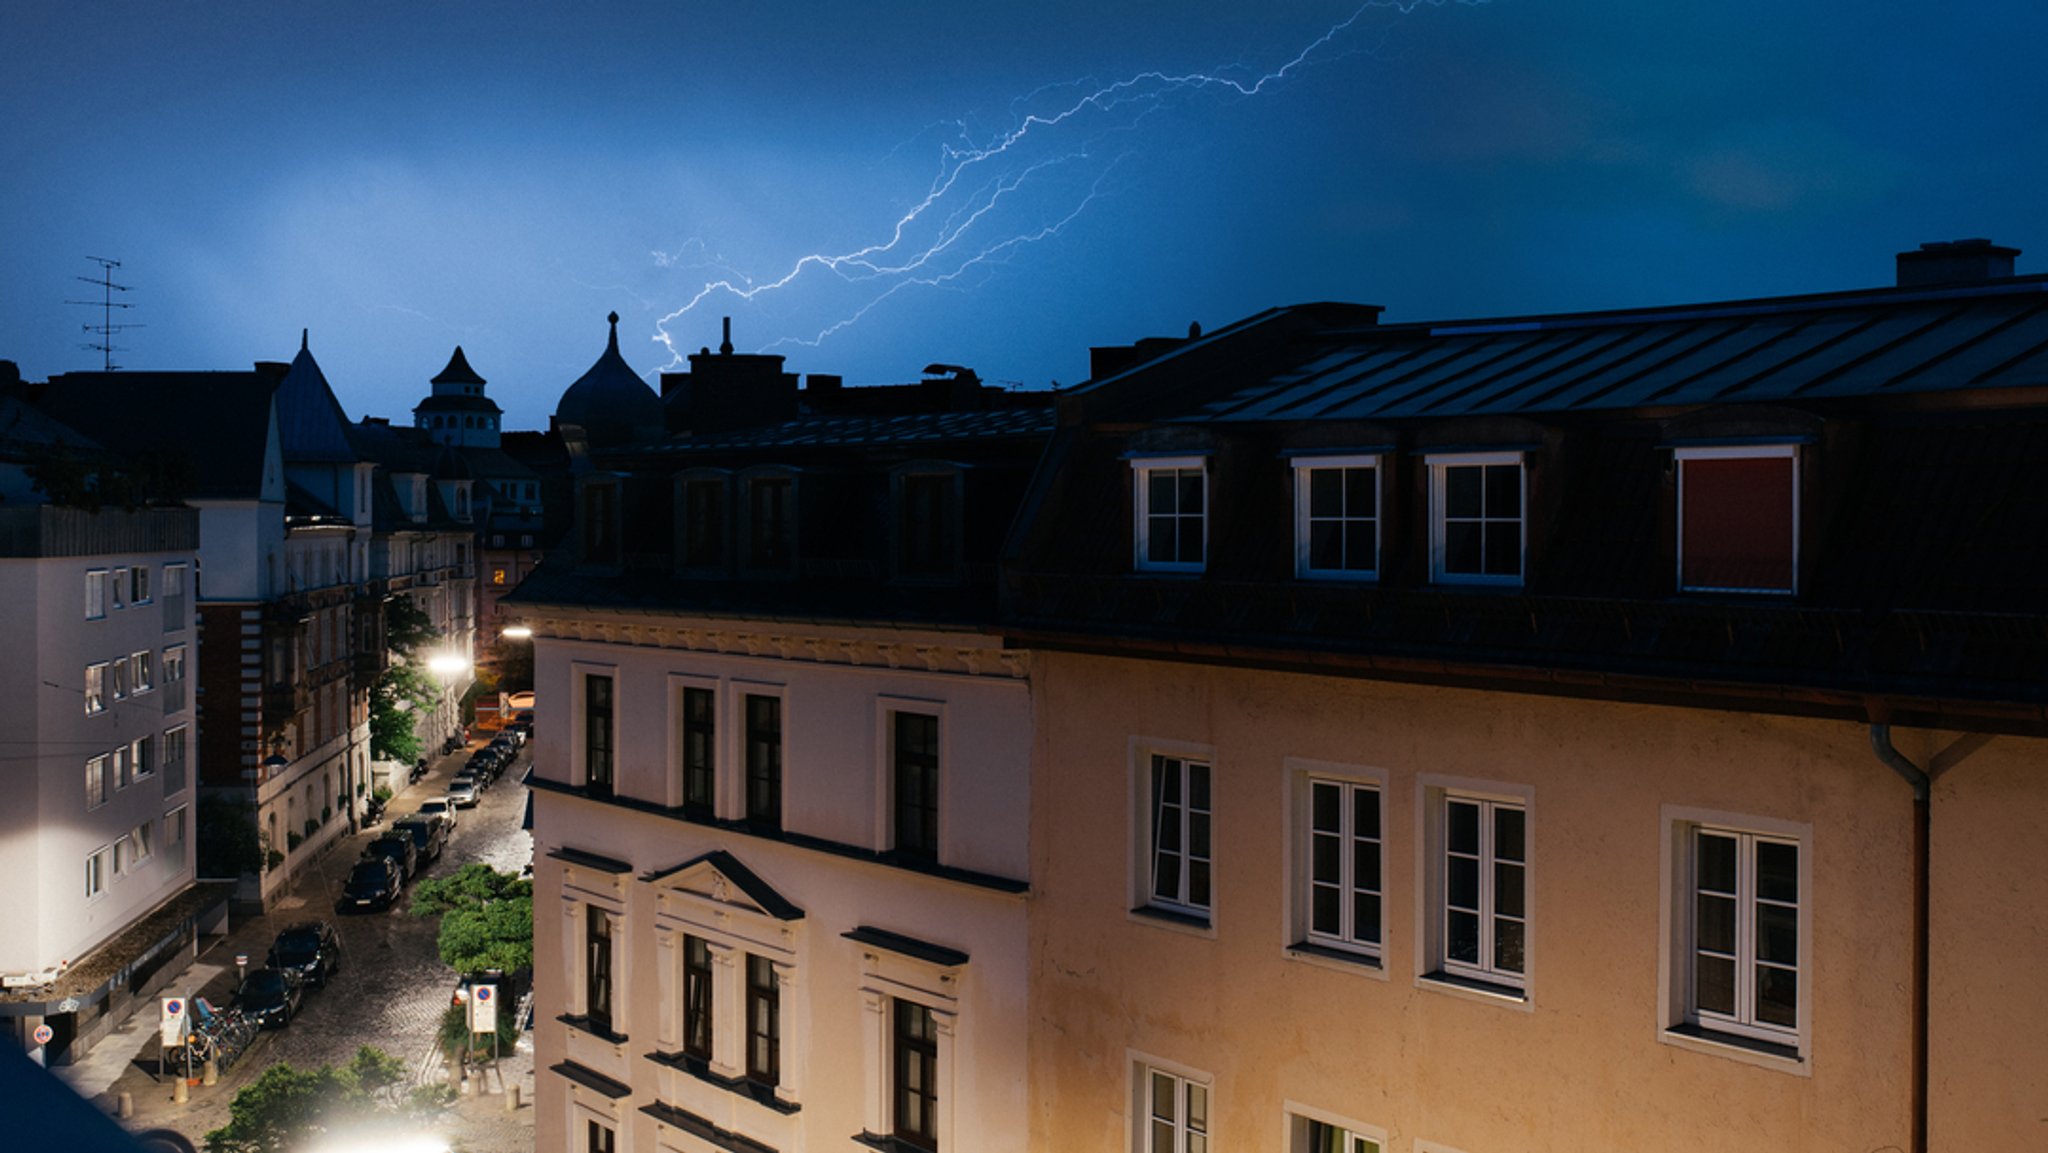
[340,857,402,912]
[391,816,448,864]
[266,921,342,989]
[362,833,419,883]
[235,967,303,1028]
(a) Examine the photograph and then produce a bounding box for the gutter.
[1868,717,1937,1153]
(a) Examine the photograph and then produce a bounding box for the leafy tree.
[202,1047,422,1153]
[368,661,437,763]
[196,796,263,877]
[384,594,436,656]
[411,863,534,974]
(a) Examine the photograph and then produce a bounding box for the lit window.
[1428,453,1524,585]
[894,1000,939,1151]
[893,711,940,861]
[1132,457,1206,572]
[1136,1064,1209,1153]
[1144,755,1211,920]
[85,570,107,619]
[85,663,107,714]
[1677,446,1798,594]
[1295,456,1380,578]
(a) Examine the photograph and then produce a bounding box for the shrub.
[266,849,284,872]
[286,832,303,852]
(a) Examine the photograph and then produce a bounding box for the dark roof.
[284,478,342,520]
[1155,277,2048,424]
[460,445,538,480]
[274,335,360,463]
[841,925,969,967]
[555,312,661,445]
[431,345,486,386]
[640,849,804,920]
[505,561,1005,628]
[546,846,631,874]
[35,372,279,501]
[412,393,503,415]
[0,394,98,458]
[637,406,1056,455]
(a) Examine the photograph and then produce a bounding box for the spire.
[607,311,620,355]
[301,328,309,352]
[720,316,734,355]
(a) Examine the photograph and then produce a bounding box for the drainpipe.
[1868,720,1928,1153]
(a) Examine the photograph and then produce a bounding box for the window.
[164,644,187,710]
[744,693,782,828]
[1301,776,1382,959]
[165,806,187,855]
[492,567,507,586]
[163,726,188,795]
[86,569,107,619]
[1295,456,1380,578]
[1133,457,1206,572]
[893,712,940,860]
[111,568,127,608]
[680,686,715,816]
[683,934,714,1061]
[129,820,153,866]
[1433,792,1527,991]
[131,650,153,693]
[1683,823,1802,1048]
[680,476,727,570]
[747,953,779,1086]
[131,565,150,604]
[133,736,156,780]
[586,1120,615,1153]
[894,1000,939,1151]
[85,663,107,714]
[1138,1065,1209,1153]
[162,563,186,632]
[1292,1114,1383,1153]
[1145,755,1212,920]
[114,745,131,789]
[112,834,128,878]
[584,674,614,797]
[111,656,127,700]
[898,471,957,577]
[1429,453,1524,584]
[86,755,109,810]
[1677,446,1798,594]
[586,906,615,1036]
[746,475,794,570]
[86,847,108,900]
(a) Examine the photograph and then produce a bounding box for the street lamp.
[426,653,470,748]
[501,624,532,640]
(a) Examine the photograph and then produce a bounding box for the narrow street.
[62,737,537,1152]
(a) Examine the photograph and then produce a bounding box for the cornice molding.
[521,610,1028,681]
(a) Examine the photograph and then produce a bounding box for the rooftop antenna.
[66,256,141,370]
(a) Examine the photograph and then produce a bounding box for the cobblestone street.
[61,739,537,1152]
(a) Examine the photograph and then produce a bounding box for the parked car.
[391,816,448,864]
[415,797,459,828]
[452,768,486,796]
[362,833,419,883]
[266,921,342,989]
[340,857,402,912]
[234,967,303,1028]
[446,778,481,808]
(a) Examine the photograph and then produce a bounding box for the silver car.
[446,779,480,808]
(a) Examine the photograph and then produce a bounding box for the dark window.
[587,1120,615,1153]
[899,473,956,577]
[582,483,618,565]
[1142,466,1205,567]
[894,712,940,860]
[681,686,715,816]
[682,478,727,569]
[893,999,938,1151]
[683,935,713,1061]
[585,675,614,797]
[1149,755,1211,915]
[1301,463,1378,575]
[748,477,794,569]
[1437,460,1522,581]
[745,694,782,828]
[1679,451,1797,593]
[746,954,780,1086]
[585,907,613,1036]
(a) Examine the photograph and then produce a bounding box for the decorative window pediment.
[644,849,805,923]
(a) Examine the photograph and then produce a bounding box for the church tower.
[412,346,503,449]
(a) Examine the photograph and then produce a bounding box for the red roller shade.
[1681,455,1796,592]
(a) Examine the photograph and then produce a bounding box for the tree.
[196,795,262,878]
[202,1047,417,1153]
[368,661,437,763]
[384,594,436,656]
[411,863,534,974]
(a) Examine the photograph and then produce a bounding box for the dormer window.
[676,472,729,573]
[1132,456,1207,573]
[743,470,795,572]
[1677,446,1798,594]
[1294,455,1380,579]
[1429,452,1523,586]
[895,465,961,580]
[455,487,470,519]
[582,480,619,565]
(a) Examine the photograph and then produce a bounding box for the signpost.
[468,983,497,1034]
[156,998,186,1085]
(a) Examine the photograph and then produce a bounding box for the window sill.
[1661,1022,1808,1076]
[853,1132,937,1153]
[1284,940,1387,979]
[1417,969,1531,1011]
[647,1049,799,1114]
[557,1013,629,1045]
[1128,904,1214,939]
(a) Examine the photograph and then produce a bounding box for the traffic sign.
[31,1024,52,1046]
[160,997,188,1047]
[468,983,497,1034]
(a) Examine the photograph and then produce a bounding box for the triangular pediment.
[641,850,803,921]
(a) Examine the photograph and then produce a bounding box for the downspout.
[1868,720,1928,1153]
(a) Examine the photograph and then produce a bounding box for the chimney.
[1896,238,2020,288]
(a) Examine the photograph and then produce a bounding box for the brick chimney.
[1896,238,2020,288]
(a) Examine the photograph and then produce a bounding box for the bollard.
[504,1084,520,1112]
[202,1059,217,1087]
[172,1078,188,1105]
[117,1091,134,1120]
[459,1074,474,1096]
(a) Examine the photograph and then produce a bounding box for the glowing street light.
[426,653,470,677]
[501,625,533,640]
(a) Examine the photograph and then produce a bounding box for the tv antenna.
[67,256,142,370]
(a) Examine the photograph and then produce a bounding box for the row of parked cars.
[448,727,524,807]
[341,808,451,912]
[233,920,344,1029]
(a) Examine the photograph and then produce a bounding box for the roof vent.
[1896,238,2020,288]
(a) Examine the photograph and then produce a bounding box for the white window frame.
[131,564,150,605]
[664,672,720,814]
[131,650,154,694]
[133,736,156,781]
[568,661,620,793]
[86,846,109,901]
[1674,444,1800,595]
[129,820,154,867]
[649,860,803,1108]
[1427,451,1526,586]
[164,644,186,686]
[85,569,108,619]
[1136,750,1213,923]
[731,680,788,829]
[1416,776,1534,1004]
[1283,1102,1385,1153]
[1293,454,1382,580]
[1658,805,1812,1072]
[86,755,109,810]
[1130,1054,1212,1153]
[875,696,946,860]
[1288,759,1386,965]
[1132,455,1208,574]
[853,938,959,1150]
[85,662,107,714]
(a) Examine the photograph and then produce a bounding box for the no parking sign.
[160,997,187,1047]
[31,1023,53,1046]
[468,984,497,1034]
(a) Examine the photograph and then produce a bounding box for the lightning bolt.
[651,0,1485,371]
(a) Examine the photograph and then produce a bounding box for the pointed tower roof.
[274,330,361,463]
[432,346,486,386]
[555,311,661,448]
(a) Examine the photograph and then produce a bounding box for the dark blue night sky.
[5,1,2045,428]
